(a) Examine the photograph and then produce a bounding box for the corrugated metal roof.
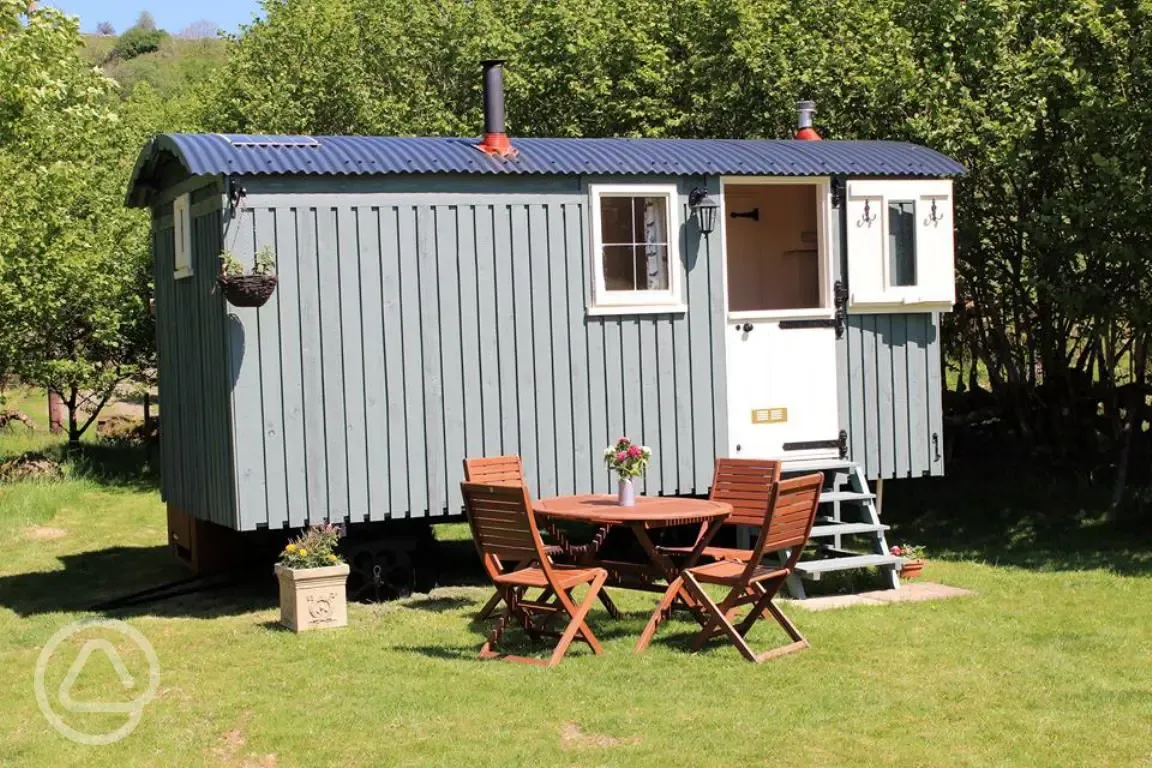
[127,133,964,206]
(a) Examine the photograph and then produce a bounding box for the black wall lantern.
[689,187,719,236]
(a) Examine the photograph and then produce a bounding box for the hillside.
[81,33,228,98]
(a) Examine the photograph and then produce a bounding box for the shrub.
[109,26,169,61]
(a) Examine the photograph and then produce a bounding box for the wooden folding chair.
[463,456,619,620]
[461,481,608,667]
[636,473,822,663]
[658,458,781,563]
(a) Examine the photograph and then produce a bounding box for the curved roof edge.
[126,133,965,208]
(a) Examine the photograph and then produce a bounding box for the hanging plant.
[217,246,279,308]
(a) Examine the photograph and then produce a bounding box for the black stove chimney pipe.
[483,60,506,136]
[477,60,515,157]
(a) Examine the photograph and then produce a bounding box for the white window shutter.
[845,182,885,307]
[845,179,955,311]
[916,182,955,306]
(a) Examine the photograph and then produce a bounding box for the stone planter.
[899,558,925,580]
[275,562,350,632]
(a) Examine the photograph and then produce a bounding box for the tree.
[95,20,115,35]
[109,22,168,61]
[136,10,155,31]
[178,20,219,39]
[0,0,155,443]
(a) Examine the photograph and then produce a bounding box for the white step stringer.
[739,460,902,599]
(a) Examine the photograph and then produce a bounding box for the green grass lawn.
[1,435,1150,767]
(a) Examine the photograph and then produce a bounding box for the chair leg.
[683,577,760,661]
[597,588,621,619]
[634,576,684,653]
[478,588,517,660]
[477,589,505,620]
[548,573,607,667]
[722,584,809,663]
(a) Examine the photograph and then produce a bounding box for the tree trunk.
[48,389,65,434]
[1111,334,1147,521]
[67,387,80,444]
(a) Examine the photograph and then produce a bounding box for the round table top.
[533,494,732,526]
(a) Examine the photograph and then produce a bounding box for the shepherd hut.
[126,62,963,593]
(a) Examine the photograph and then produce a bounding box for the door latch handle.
[741,322,753,333]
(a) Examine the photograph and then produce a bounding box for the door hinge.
[831,177,846,209]
[834,279,849,339]
[779,318,837,330]
[783,433,845,453]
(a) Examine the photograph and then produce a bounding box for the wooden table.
[533,495,732,594]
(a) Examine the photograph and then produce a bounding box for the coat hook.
[858,199,877,228]
[926,199,944,226]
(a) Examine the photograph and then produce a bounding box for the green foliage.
[218,250,245,277]
[253,246,277,276]
[109,24,169,62]
[0,2,158,442]
[278,523,344,568]
[99,36,229,98]
[220,247,277,277]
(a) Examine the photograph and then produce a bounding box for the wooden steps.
[776,459,901,598]
[795,553,903,576]
[818,490,875,504]
[809,521,889,538]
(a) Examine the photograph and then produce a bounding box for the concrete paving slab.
[792,582,975,611]
[791,594,885,611]
[858,582,977,603]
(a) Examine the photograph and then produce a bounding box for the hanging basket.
[218,275,279,308]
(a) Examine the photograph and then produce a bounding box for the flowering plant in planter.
[603,437,650,507]
[890,543,927,579]
[279,522,344,569]
[275,523,349,632]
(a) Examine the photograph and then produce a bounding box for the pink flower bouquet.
[603,436,651,479]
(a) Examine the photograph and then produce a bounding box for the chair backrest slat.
[710,459,781,527]
[750,472,822,571]
[461,481,551,578]
[463,456,526,486]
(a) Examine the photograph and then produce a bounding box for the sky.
[47,0,264,35]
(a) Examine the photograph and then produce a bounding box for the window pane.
[603,245,636,290]
[634,196,668,246]
[639,244,669,290]
[889,201,917,287]
[600,196,635,244]
[598,192,674,296]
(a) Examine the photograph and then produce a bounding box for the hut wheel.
[345,541,415,602]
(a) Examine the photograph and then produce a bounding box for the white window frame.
[883,196,922,302]
[718,176,835,321]
[587,183,685,315]
[173,192,194,279]
[846,179,954,310]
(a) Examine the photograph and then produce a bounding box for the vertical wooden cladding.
[152,194,235,527]
[840,313,944,480]
[226,186,726,530]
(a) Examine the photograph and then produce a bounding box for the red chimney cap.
[795,100,820,141]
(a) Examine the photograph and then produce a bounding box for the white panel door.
[722,179,840,462]
[726,319,839,461]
